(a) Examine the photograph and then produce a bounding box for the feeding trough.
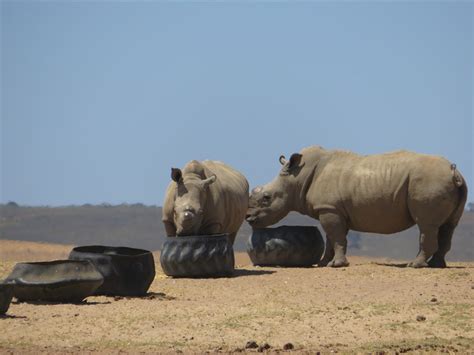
[247,225,324,267]
[0,281,14,314]
[5,260,103,303]
[69,245,155,296]
[160,234,234,278]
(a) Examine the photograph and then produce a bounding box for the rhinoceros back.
[201,160,249,234]
[309,150,463,234]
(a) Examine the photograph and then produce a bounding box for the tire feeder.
[247,225,324,267]
[0,281,14,314]
[160,234,234,278]
[5,260,103,303]
[69,245,155,296]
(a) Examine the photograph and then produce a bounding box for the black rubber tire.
[69,245,155,296]
[160,234,234,278]
[5,260,103,303]
[247,225,324,267]
[0,282,14,314]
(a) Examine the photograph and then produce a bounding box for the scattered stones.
[245,341,259,349]
[283,343,294,350]
[258,343,271,352]
[430,297,437,302]
[113,296,123,301]
[416,315,426,322]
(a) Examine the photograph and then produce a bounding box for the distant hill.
[0,204,472,261]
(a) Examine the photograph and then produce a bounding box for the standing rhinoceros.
[246,146,468,268]
[162,160,249,244]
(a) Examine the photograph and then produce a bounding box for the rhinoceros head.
[170,162,216,236]
[246,153,303,228]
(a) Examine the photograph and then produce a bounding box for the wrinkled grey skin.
[246,146,468,268]
[162,160,248,244]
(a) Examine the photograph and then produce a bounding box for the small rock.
[258,343,271,352]
[416,315,426,322]
[430,297,437,302]
[283,343,294,350]
[74,313,79,317]
[114,296,123,301]
[245,341,258,349]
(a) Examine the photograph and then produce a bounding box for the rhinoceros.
[246,146,468,268]
[162,160,249,244]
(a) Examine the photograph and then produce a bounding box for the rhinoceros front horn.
[279,155,287,165]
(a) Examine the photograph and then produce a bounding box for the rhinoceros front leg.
[408,225,439,268]
[319,212,349,268]
[318,240,335,267]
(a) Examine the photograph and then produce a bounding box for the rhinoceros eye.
[263,192,271,200]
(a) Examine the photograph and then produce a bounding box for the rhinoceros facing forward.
[162,160,249,244]
[246,146,468,268]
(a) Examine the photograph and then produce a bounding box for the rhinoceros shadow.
[373,262,470,269]
[232,269,276,277]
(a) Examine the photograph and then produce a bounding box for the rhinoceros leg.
[319,212,349,268]
[318,241,335,267]
[408,225,439,268]
[428,223,455,268]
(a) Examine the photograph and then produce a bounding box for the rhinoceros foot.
[428,256,447,268]
[407,259,429,268]
[327,257,349,268]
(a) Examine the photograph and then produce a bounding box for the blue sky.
[1,1,473,206]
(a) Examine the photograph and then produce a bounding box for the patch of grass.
[216,312,254,329]
[384,321,416,333]
[448,270,470,279]
[370,303,400,316]
[354,336,473,354]
[435,303,473,332]
[80,339,187,350]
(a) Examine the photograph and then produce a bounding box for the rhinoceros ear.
[171,168,182,183]
[202,174,217,188]
[288,153,303,170]
[279,155,287,165]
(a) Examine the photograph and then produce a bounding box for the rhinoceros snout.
[183,211,194,221]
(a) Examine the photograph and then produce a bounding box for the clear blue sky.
[1,1,473,206]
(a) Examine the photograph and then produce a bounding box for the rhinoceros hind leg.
[428,256,446,268]
[408,225,439,268]
[319,212,349,268]
[428,223,455,268]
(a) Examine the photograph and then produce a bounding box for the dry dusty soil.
[0,240,473,354]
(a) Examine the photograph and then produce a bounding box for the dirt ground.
[0,239,473,354]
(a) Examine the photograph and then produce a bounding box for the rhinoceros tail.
[451,164,463,187]
[448,164,468,226]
